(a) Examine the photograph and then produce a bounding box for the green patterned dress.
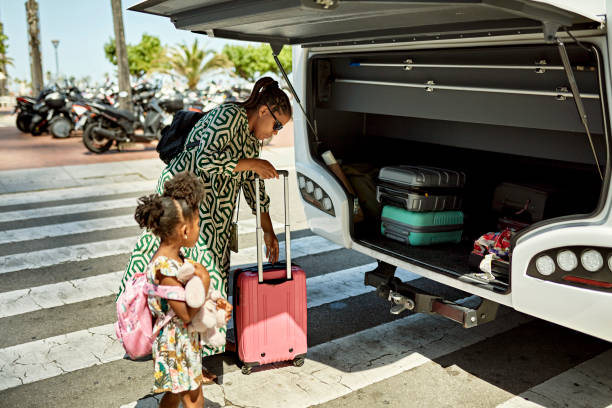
[118,104,270,357]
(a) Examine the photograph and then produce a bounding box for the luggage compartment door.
[129,0,602,47]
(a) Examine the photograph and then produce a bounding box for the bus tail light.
[297,172,335,216]
[527,246,612,293]
[562,275,612,289]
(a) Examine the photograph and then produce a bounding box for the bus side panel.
[512,226,612,342]
[293,46,353,248]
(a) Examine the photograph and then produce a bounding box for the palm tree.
[166,40,233,90]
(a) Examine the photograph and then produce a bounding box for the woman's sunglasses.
[265,104,284,131]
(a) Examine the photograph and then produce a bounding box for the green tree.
[104,33,166,78]
[166,39,222,90]
[0,22,14,95]
[222,44,291,81]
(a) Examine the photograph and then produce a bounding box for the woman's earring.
[184,234,188,239]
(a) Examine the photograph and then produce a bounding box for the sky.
[0,0,249,87]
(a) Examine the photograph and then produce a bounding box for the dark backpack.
[157,110,205,164]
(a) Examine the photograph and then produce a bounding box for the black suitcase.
[377,165,466,212]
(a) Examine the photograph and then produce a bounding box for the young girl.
[134,172,230,408]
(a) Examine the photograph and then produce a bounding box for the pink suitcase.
[232,170,307,374]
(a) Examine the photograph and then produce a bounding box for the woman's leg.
[159,392,180,408]
[181,388,204,408]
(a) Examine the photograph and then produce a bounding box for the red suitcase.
[232,170,307,375]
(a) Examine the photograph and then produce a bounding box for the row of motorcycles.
[14,81,248,154]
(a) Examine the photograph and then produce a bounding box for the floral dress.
[118,104,270,357]
[147,256,203,394]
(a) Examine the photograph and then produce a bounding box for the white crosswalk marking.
[0,263,420,319]
[0,234,336,275]
[496,349,612,408]
[0,180,155,207]
[0,236,138,275]
[0,214,138,244]
[0,213,284,244]
[0,197,138,223]
[0,271,124,318]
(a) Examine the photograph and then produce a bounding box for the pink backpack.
[115,272,185,360]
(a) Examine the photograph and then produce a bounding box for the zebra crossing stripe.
[0,214,284,245]
[0,215,138,244]
[0,272,124,318]
[0,234,337,275]
[0,262,419,391]
[0,180,156,207]
[0,236,138,275]
[496,349,612,408]
[0,197,138,223]
[0,260,421,322]
[122,300,533,408]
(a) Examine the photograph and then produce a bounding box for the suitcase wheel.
[292,357,305,367]
[241,365,253,375]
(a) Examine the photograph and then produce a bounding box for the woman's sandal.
[201,368,217,384]
[225,340,236,353]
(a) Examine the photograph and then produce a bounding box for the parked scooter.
[14,87,55,134]
[48,85,89,138]
[14,96,37,133]
[27,91,67,136]
[82,90,183,153]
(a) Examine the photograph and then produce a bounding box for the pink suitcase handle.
[255,170,291,283]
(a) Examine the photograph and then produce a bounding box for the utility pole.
[25,0,43,94]
[51,39,59,80]
[110,0,132,110]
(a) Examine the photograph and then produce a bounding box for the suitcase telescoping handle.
[255,170,291,283]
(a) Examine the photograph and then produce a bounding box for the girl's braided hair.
[236,77,292,118]
[134,172,204,241]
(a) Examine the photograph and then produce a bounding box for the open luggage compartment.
[310,43,608,293]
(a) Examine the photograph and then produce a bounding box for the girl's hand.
[264,232,279,264]
[192,262,210,281]
[216,298,233,323]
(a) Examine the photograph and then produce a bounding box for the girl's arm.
[158,275,199,324]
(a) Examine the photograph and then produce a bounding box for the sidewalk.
[0,146,296,195]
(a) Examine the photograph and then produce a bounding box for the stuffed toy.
[177,262,227,347]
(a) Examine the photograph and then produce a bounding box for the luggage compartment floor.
[355,232,509,293]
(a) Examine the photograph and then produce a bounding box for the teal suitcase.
[381,206,463,246]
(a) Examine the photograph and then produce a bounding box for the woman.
[118,77,292,379]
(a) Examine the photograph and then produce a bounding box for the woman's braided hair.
[236,77,292,117]
[134,172,205,241]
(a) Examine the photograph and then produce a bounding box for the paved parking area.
[0,112,294,171]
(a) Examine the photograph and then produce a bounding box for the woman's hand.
[216,298,233,323]
[264,231,279,264]
[237,158,278,179]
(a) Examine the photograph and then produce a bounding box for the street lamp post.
[51,39,59,80]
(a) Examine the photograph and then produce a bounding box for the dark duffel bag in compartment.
[377,165,466,212]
